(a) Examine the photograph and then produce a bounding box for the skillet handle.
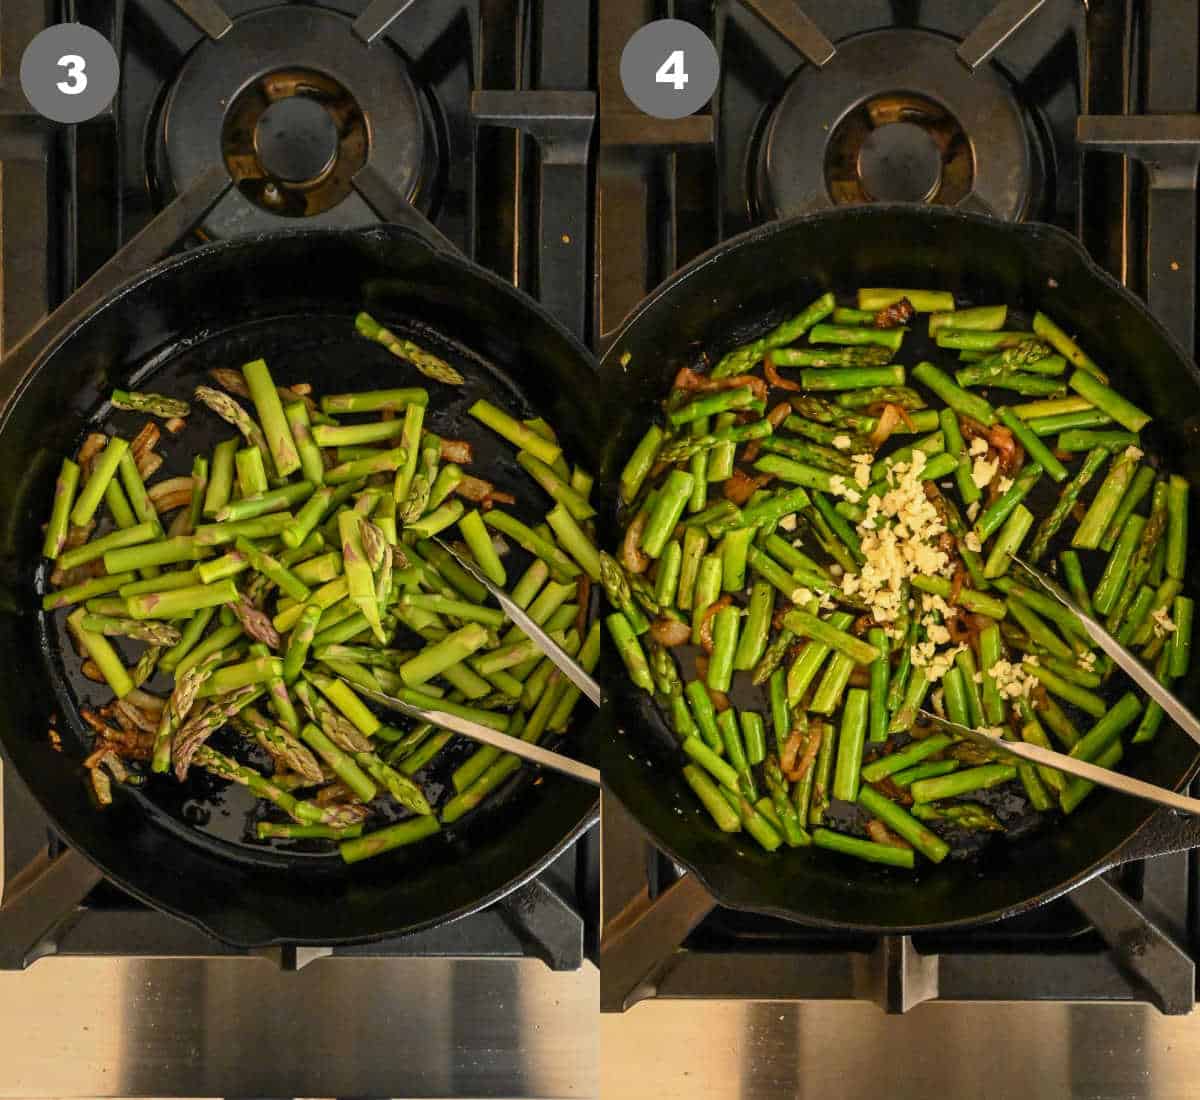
[1068,805,1200,1014]
[1098,803,1200,868]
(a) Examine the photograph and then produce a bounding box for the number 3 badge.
[20,23,119,124]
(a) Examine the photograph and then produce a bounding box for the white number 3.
[56,54,88,96]
[655,49,688,91]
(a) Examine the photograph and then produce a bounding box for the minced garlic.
[844,448,952,628]
[972,455,999,489]
[1152,606,1177,637]
[988,657,1039,700]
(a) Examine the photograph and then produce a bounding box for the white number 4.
[655,49,688,91]
[57,54,88,96]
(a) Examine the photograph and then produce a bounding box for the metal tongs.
[352,683,600,787]
[910,552,1200,816]
[433,536,602,707]
[337,537,603,787]
[1008,554,1200,747]
[918,711,1200,816]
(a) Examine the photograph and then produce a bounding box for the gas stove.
[599,0,1200,1023]
[0,0,597,1094]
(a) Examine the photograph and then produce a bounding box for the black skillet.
[595,205,1200,932]
[0,224,603,947]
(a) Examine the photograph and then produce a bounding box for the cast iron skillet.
[595,205,1200,932]
[0,224,603,947]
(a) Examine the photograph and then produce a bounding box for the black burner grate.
[153,5,442,235]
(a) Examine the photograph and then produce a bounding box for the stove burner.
[755,29,1035,222]
[221,68,369,219]
[829,93,974,209]
[254,95,339,185]
[857,120,942,203]
[155,6,440,236]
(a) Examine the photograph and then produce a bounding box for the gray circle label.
[620,19,719,120]
[20,23,119,124]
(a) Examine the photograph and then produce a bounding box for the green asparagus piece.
[1056,429,1140,452]
[771,346,892,368]
[1068,370,1149,432]
[1025,664,1107,717]
[974,462,1043,542]
[812,827,914,868]
[340,815,441,863]
[355,312,463,385]
[983,504,1033,579]
[1171,596,1194,679]
[798,366,906,391]
[711,292,835,378]
[1167,474,1189,581]
[484,509,579,581]
[733,581,774,671]
[782,609,879,665]
[859,288,954,312]
[619,425,664,503]
[912,361,995,425]
[719,788,782,852]
[110,389,190,418]
[1028,447,1109,561]
[808,324,904,352]
[1093,513,1146,616]
[1025,408,1114,436]
[607,612,653,692]
[858,785,949,863]
[891,759,960,788]
[910,764,1018,803]
[706,606,740,693]
[1030,311,1105,378]
[43,459,81,559]
[321,386,428,415]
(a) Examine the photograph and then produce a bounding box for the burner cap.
[254,96,339,184]
[858,122,942,203]
[156,6,439,235]
[755,29,1034,221]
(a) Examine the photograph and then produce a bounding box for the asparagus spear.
[321,386,429,414]
[43,459,81,559]
[858,786,949,863]
[111,390,190,418]
[194,386,277,480]
[1028,446,1109,561]
[781,346,900,375]
[711,292,835,378]
[194,745,327,826]
[172,684,265,780]
[72,438,129,528]
[355,313,463,385]
[812,827,914,868]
